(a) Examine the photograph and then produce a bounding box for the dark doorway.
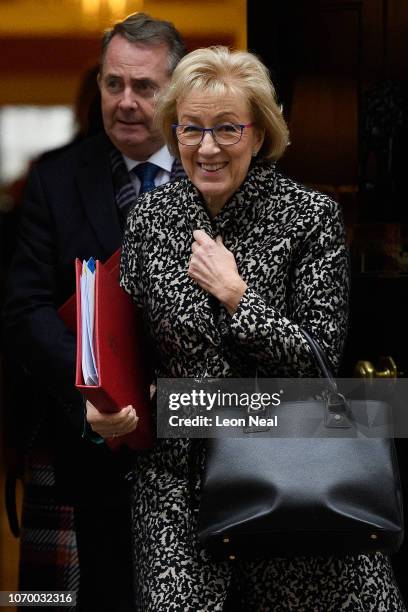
[248,0,408,601]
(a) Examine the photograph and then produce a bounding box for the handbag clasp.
[324,391,352,428]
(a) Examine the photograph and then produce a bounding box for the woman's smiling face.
[176,92,264,214]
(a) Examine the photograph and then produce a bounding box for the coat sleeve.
[119,204,144,306]
[120,201,160,384]
[1,164,86,432]
[225,198,350,376]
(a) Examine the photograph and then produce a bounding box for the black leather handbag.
[198,331,404,560]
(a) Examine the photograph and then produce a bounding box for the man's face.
[98,36,171,160]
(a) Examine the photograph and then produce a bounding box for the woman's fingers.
[192,229,212,244]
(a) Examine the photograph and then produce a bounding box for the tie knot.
[134,162,160,194]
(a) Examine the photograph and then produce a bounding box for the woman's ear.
[253,128,265,157]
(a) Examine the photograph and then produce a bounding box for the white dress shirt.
[123,146,175,196]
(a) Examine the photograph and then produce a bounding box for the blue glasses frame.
[172,122,254,146]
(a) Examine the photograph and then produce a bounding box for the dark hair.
[74,65,103,137]
[101,12,187,74]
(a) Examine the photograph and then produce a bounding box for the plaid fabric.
[18,454,78,611]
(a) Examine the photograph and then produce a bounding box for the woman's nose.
[198,130,221,153]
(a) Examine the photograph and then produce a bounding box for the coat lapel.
[75,132,122,259]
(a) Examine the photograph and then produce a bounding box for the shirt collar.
[123,145,174,174]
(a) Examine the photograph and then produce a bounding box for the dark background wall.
[248,1,408,598]
[248,0,408,378]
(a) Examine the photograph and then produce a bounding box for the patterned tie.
[134,162,160,195]
[109,147,137,222]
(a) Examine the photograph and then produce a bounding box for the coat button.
[219,321,229,335]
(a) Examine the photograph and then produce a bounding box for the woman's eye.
[183,126,202,133]
[217,124,238,133]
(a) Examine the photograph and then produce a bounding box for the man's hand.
[188,229,247,315]
[86,400,138,439]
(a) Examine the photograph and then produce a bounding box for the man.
[2,13,186,611]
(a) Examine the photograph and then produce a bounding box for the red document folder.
[59,249,153,450]
[58,249,121,331]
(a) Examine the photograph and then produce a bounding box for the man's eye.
[106,80,122,92]
[134,82,157,98]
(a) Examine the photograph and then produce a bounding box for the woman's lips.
[198,162,228,173]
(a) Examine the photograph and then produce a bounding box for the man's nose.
[198,130,221,153]
[118,87,137,110]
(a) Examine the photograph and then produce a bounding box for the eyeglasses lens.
[176,124,243,145]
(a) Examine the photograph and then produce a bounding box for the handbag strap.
[301,328,337,392]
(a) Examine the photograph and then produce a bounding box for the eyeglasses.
[172,122,254,146]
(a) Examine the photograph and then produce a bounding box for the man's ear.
[97,71,102,91]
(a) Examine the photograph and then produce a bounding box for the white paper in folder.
[80,257,99,385]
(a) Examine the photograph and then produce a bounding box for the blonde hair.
[155,45,289,160]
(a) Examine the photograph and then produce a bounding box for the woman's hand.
[188,229,247,315]
[86,400,138,439]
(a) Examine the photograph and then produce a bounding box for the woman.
[89,47,405,611]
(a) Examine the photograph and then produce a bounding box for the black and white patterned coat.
[119,162,403,611]
[121,159,349,380]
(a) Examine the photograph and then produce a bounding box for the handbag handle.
[301,329,351,428]
[301,328,337,392]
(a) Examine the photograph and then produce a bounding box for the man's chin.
[109,130,147,151]
[110,133,164,160]
[116,123,147,139]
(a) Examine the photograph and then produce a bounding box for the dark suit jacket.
[2,131,181,503]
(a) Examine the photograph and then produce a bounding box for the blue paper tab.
[86,257,96,274]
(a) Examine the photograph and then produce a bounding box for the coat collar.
[75,134,186,259]
[173,160,278,351]
[75,132,122,259]
[179,159,277,240]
